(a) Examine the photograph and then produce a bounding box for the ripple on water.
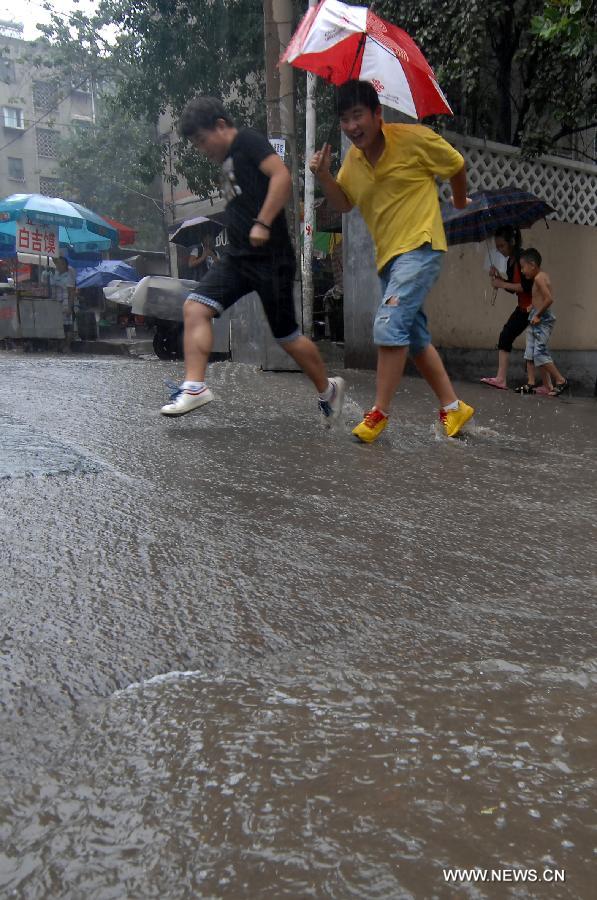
[1,655,594,899]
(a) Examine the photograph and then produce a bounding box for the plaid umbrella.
[441,187,555,246]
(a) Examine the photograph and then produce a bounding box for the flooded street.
[1,351,596,898]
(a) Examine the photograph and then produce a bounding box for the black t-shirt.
[220,128,293,257]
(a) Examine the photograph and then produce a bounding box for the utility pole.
[263,0,303,319]
[302,0,317,339]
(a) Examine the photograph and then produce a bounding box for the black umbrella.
[441,187,555,246]
[169,215,225,248]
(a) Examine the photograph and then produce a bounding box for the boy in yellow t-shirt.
[310,80,474,442]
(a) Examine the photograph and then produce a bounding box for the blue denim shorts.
[524,309,556,366]
[373,244,443,352]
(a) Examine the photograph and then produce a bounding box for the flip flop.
[480,377,508,390]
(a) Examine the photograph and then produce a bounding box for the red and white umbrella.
[281,0,452,120]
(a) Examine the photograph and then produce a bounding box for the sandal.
[480,377,508,390]
[514,384,536,395]
[549,379,569,397]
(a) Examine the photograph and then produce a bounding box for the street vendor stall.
[0,194,117,348]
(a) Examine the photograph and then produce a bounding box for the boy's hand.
[530,314,541,325]
[249,222,271,247]
[309,144,332,177]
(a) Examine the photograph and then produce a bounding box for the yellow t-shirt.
[336,122,464,272]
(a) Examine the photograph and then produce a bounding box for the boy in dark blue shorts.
[160,96,344,424]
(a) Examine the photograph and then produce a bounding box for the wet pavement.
[1,350,596,899]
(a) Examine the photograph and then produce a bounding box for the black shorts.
[498,306,530,352]
[187,251,299,342]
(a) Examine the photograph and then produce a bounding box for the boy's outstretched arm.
[309,144,353,213]
[250,153,293,247]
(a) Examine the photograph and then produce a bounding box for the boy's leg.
[281,334,328,393]
[411,344,457,407]
[373,345,409,412]
[161,258,247,417]
[354,246,473,442]
[182,298,216,382]
[366,247,442,415]
[256,254,345,424]
[531,319,565,392]
[542,361,566,387]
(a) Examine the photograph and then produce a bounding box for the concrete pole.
[302,0,317,339]
[263,0,302,263]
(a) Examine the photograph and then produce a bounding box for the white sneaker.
[160,384,214,417]
[318,376,345,426]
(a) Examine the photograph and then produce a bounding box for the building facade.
[0,27,96,200]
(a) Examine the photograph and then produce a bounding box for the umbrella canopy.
[0,193,118,252]
[76,260,140,289]
[101,216,137,247]
[169,215,225,248]
[281,0,452,119]
[441,187,556,246]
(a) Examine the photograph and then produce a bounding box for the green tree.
[39,0,267,198]
[38,0,595,182]
[55,102,166,250]
[376,0,595,157]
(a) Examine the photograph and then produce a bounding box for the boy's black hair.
[520,247,542,267]
[178,96,234,138]
[494,225,522,254]
[337,79,381,116]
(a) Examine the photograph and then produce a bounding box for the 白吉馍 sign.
[16,221,59,256]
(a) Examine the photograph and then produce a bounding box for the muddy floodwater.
[1,352,596,898]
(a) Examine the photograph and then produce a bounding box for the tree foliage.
[375,0,595,157]
[38,0,267,198]
[37,0,596,208]
[55,101,165,250]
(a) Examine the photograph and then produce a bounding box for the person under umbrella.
[480,225,552,393]
[310,80,474,442]
[51,255,77,353]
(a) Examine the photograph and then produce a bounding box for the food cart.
[0,245,63,349]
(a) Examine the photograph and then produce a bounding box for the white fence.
[438,131,597,228]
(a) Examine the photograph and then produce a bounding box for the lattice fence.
[438,131,597,228]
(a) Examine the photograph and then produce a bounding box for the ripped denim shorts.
[373,244,443,353]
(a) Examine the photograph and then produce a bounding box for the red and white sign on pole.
[16,220,59,256]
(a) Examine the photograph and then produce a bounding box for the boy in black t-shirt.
[161,96,344,425]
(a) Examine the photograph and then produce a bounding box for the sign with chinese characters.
[269,138,286,160]
[16,221,59,256]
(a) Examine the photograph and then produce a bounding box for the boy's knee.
[184,298,214,321]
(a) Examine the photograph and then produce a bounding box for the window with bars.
[32,80,60,112]
[2,106,24,129]
[39,177,60,197]
[36,128,60,158]
[7,157,24,181]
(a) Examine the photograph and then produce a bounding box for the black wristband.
[253,219,271,230]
